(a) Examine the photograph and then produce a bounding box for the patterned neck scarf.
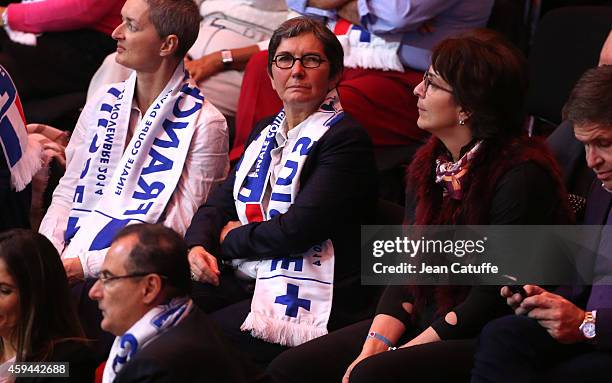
[435,140,483,200]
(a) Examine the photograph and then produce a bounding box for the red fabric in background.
[231,50,428,162]
[95,361,105,383]
[7,0,124,36]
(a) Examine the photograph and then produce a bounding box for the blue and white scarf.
[0,65,42,191]
[62,64,203,273]
[102,297,193,383]
[329,18,403,72]
[283,11,403,72]
[235,89,344,347]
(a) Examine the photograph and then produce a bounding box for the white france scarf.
[0,65,42,191]
[103,298,193,383]
[234,89,344,347]
[62,64,202,270]
[3,0,44,46]
[283,11,404,72]
[329,17,403,72]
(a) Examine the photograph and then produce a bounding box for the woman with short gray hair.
[185,16,378,367]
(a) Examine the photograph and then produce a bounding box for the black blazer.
[547,120,595,204]
[548,123,612,348]
[576,182,612,350]
[185,113,379,328]
[114,307,266,383]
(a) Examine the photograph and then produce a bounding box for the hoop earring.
[459,119,465,125]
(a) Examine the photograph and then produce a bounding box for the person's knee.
[479,315,539,351]
[267,349,299,383]
[349,356,386,383]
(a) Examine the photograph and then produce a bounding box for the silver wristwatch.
[579,310,597,340]
[220,49,233,69]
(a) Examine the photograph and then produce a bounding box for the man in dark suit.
[470,65,612,382]
[88,223,264,383]
[546,30,612,222]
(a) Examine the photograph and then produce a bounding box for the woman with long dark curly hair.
[268,29,571,383]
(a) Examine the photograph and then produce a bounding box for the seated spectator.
[547,29,612,221]
[0,64,43,230]
[88,223,263,383]
[185,0,287,117]
[471,65,612,383]
[39,0,229,281]
[231,0,494,201]
[184,17,378,367]
[268,30,570,383]
[89,0,288,118]
[0,229,95,382]
[0,0,123,103]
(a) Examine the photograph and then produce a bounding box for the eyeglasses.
[272,53,327,69]
[423,72,453,94]
[97,271,167,287]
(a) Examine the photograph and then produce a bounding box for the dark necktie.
[586,206,612,310]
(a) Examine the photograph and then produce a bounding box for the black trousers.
[190,270,255,313]
[210,299,289,370]
[268,319,477,383]
[191,272,286,369]
[192,271,381,370]
[471,314,612,383]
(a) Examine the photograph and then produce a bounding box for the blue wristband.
[366,331,396,350]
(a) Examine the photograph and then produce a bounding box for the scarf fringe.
[343,45,404,72]
[4,25,38,46]
[11,137,43,191]
[241,312,328,347]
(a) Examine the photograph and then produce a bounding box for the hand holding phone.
[500,285,528,313]
[508,285,527,298]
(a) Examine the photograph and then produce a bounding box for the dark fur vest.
[408,135,569,225]
[405,135,570,316]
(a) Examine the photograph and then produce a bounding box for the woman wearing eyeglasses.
[268,30,571,383]
[183,17,378,367]
[0,230,95,382]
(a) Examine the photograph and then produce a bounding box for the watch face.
[221,50,233,63]
[581,322,596,339]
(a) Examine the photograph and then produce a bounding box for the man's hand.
[308,0,351,10]
[188,246,220,286]
[0,8,6,28]
[185,52,224,85]
[418,18,436,34]
[501,285,544,314]
[63,258,84,283]
[338,0,360,25]
[220,220,242,244]
[522,287,586,344]
[502,285,586,344]
[501,285,531,314]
